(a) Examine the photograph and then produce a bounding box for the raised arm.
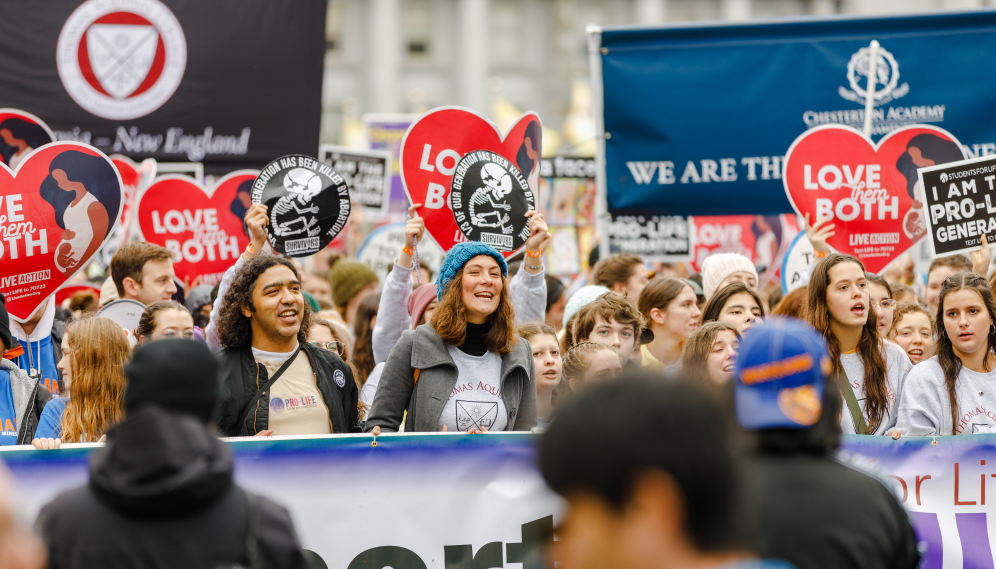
[206,203,269,353]
[372,205,424,363]
[509,211,551,325]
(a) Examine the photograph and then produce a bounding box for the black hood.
[89,404,233,518]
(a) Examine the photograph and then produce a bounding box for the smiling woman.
[366,242,537,434]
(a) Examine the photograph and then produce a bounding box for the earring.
[941,330,947,338]
[990,324,995,335]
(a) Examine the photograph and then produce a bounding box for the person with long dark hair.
[365,242,536,433]
[351,292,379,385]
[806,254,911,435]
[679,322,740,385]
[0,117,50,169]
[701,282,764,335]
[896,273,996,435]
[40,151,120,276]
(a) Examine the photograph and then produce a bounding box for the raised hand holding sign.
[251,155,351,257]
[0,142,123,322]
[400,107,542,256]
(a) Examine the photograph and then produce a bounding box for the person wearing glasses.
[213,203,359,437]
[866,273,897,338]
[307,319,346,357]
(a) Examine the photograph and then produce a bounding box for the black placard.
[918,155,996,257]
[606,214,692,260]
[449,150,535,253]
[251,155,350,257]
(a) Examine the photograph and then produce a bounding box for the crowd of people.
[3,196,995,566]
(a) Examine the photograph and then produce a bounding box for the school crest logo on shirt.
[56,0,187,120]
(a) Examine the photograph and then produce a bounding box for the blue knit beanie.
[435,242,508,301]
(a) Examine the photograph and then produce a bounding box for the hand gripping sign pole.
[862,40,880,138]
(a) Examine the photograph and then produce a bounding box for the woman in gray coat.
[366,242,537,433]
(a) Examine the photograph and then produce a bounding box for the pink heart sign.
[0,142,123,322]
[400,107,542,256]
[135,171,258,286]
[783,125,965,273]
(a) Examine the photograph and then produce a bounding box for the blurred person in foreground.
[539,372,793,569]
[0,464,45,569]
[735,318,919,569]
[34,340,308,569]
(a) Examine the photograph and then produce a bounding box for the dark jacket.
[746,451,919,569]
[0,359,51,444]
[365,325,537,432]
[35,405,308,569]
[216,342,359,437]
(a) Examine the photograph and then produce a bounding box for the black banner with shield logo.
[0,0,325,174]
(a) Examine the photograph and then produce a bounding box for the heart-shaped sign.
[135,171,258,286]
[0,109,54,170]
[94,155,157,269]
[783,125,965,273]
[0,142,123,322]
[400,107,542,256]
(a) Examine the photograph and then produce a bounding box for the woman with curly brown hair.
[33,317,130,446]
[678,322,740,385]
[807,253,911,435]
[365,242,536,433]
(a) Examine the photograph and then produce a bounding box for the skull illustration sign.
[450,150,535,252]
[250,155,351,257]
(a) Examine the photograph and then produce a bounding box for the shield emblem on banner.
[84,21,162,99]
[57,0,186,120]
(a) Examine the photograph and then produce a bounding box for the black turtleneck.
[458,322,488,356]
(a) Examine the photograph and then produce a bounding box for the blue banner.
[596,10,996,216]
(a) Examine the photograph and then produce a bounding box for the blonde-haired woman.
[33,317,130,448]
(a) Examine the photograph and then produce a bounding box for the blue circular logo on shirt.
[270,397,285,414]
[334,369,346,388]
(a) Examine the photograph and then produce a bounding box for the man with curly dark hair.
[213,203,358,437]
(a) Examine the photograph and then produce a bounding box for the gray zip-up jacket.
[364,325,537,432]
[371,261,547,363]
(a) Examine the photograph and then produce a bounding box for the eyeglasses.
[871,299,898,310]
[310,341,345,356]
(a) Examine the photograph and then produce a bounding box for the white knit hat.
[701,253,758,300]
[562,285,611,330]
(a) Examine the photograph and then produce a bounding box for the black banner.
[0,0,325,174]
[607,214,692,260]
[919,155,996,257]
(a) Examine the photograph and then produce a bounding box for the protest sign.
[606,214,692,261]
[690,215,799,273]
[781,232,816,293]
[251,155,350,258]
[783,125,965,274]
[356,223,444,283]
[537,157,597,276]
[94,155,157,268]
[7,432,996,569]
[0,142,122,322]
[319,145,392,213]
[135,171,257,286]
[0,1,325,174]
[917,154,996,257]
[365,114,416,213]
[0,109,54,169]
[400,107,542,256]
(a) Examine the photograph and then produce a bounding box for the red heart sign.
[400,107,542,255]
[783,125,965,273]
[135,171,258,286]
[0,142,123,322]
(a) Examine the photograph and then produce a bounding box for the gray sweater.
[839,342,911,435]
[895,356,996,435]
[364,325,537,432]
[371,260,547,363]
